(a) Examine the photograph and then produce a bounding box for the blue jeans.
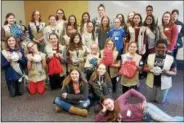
[54,97,90,112]
[145,85,169,103]
[144,103,184,121]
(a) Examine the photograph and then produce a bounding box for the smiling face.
[69,16,76,25]
[146,16,153,25]
[70,70,80,82]
[34,11,40,21]
[106,40,114,50]
[74,35,80,44]
[83,13,89,22]
[97,64,106,76]
[128,12,134,22]
[102,17,109,27]
[156,43,167,56]
[27,42,37,53]
[133,15,141,26]
[49,16,56,26]
[49,34,58,46]
[56,9,64,20]
[103,98,115,111]
[146,7,153,15]
[128,42,137,54]
[117,14,123,22]
[7,37,16,49]
[87,22,94,33]
[7,15,15,25]
[114,18,121,28]
[163,13,171,25]
[90,43,98,54]
[67,25,77,36]
[98,6,105,17]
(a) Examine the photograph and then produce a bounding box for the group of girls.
[1,3,184,122]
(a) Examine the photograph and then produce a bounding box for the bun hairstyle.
[98,4,105,10]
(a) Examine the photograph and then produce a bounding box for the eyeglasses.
[57,13,64,15]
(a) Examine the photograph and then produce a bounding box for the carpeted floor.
[1,70,183,122]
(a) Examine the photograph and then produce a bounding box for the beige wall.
[2,1,25,25]
[24,1,88,25]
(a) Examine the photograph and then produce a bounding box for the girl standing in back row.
[28,10,46,52]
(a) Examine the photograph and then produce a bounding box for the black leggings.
[7,80,24,97]
[49,74,64,90]
[122,85,137,94]
[111,77,117,93]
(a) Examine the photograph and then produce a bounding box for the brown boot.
[55,105,62,112]
[69,106,88,117]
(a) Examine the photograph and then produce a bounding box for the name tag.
[115,37,119,40]
[127,110,132,117]
[164,28,169,31]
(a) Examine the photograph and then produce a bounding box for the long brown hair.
[56,9,67,21]
[30,10,42,22]
[132,13,143,27]
[101,98,121,121]
[68,15,77,30]
[87,21,96,41]
[80,12,90,33]
[68,33,83,51]
[127,11,135,25]
[4,13,15,25]
[89,63,111,83]
[5,36,20,51]
[100,16,110,31]
[62,68,87,87]
[49,33,60,53]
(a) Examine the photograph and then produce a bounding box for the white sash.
[2,50,28,82]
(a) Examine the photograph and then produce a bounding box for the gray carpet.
[1,70,183,122]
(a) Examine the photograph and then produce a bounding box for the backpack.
[102,49,114,66]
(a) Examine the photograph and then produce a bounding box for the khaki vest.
[28,52,46,82]
[146,54,174,90]
[44,44,67,76]
[120,53,142,86]
[29,22,46,40]
[68,46,87,72]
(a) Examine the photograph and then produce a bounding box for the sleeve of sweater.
[168,24,178,51]
[117,89,146,105]
[179,22,184,38]
[1,27,6,42]
[1,52,10,69]
[66,82,89,101]
[92,82,105,99]
[94,111,106,121]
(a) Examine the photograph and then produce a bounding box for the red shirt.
[163,24,178,51]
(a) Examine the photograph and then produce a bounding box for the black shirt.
[153,55,176,86]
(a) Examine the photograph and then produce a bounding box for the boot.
[69,106,88,117]
[55,105,62,112]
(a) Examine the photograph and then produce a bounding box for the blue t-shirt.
[108,27,126,54]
